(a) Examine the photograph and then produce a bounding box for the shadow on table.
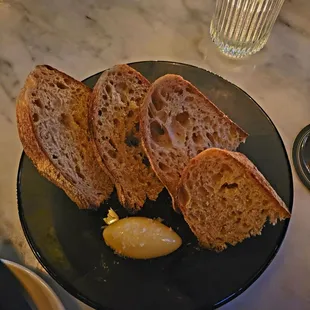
[0,239,86,310]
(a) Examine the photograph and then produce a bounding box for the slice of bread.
[16,65,114,209]
[88,64,163,212]
[140,74,248,210]
[177,148,291,251]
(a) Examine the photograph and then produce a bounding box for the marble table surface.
[0,0,309,309]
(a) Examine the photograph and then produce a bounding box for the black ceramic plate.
[17,61,293,310]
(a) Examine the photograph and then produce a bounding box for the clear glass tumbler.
[210,0,285,58]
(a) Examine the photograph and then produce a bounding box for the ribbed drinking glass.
[210,0,285,58]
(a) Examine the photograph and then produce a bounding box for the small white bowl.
[1,259,64,310]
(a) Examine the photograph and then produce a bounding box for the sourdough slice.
[88,64,163,212]
[177,148,291,251]
[140,74,248,210]
[16,65,114,209]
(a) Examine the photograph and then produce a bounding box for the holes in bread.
[105,84,112,96]
[127,110,134,118]
[174,87,183,96]
[170,118,186,144]
[206,132,215,145]
[148,107,154,118]
[137,79,142,85]
[59,113,70,127]
[75,165,85,180]
[221,164,233,174]
[175,111,189,127]
[32,113,39,122]
[150,121,172,148]
[151,91,165,111]
[198,186,208,196]
[220,182,238,190]
[129,88,134,94]
[64,78,71,85]
[185,86,195,94]
[160,88,167,99]
[261,209,267,215]
[158,162,169,171]
[113,118,120,126]
[142,156,150,167]
[98,120,103,126]
[117,82,127,91]
[185,96,194,102]
[33,98,42,108]
[103,94,108,100]
[192,132,203,144]
[108,149,117,158]
[178,185,190,206]
[120,92,127,104]
[213,131,219,142]
[125,132,139,147]
[204,116,212,124]
[52,154,58,159]
[56,82,68,90]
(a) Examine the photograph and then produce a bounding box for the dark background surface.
[17,61,293,310]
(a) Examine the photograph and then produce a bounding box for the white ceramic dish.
[1,259,64,310]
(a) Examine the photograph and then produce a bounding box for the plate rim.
[17,60,294,310]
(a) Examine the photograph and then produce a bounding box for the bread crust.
[16,65,113,209]
[177,148,290,251]
[140,74,248,211]
[89,64,163,212]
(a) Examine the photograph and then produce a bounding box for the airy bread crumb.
[89,64,163,212]
[16,65,114,209]
[140,74,248,210]
[177,148,290,251]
